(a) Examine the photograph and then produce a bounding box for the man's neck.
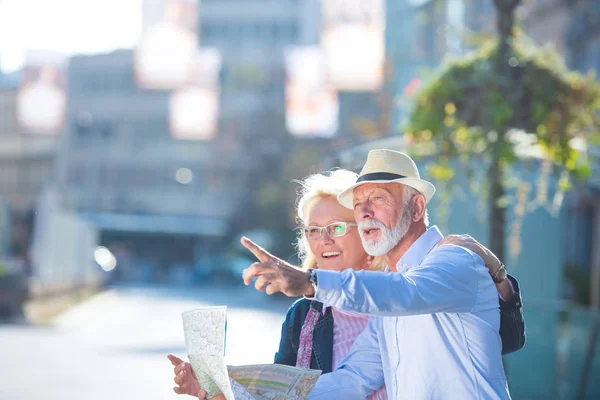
[384,224,427,272]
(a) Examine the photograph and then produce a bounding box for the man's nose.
[357,202,374,219]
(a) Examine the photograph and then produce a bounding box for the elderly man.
[242,149,511,399]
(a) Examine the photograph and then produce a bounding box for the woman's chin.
[318,259,345,271]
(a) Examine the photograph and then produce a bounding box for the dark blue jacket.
[274,275,525,373]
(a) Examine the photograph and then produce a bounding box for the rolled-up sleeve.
[499,275,526,354]
[314,247,483,316]
[309,318,384,399]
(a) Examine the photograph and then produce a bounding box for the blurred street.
[0,283,293,400]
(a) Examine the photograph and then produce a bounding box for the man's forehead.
[353,183,396,197]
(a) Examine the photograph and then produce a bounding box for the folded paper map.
[182,307,321,400]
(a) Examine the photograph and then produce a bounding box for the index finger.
[241,236,273,263]
[168,354,184,367]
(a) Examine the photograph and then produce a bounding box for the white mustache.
[358,219,386,230]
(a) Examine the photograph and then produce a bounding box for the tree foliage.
[405,36,600,184]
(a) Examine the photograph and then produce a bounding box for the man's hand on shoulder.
[436,234,514,299]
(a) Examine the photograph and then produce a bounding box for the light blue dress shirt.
[309,226,511,400]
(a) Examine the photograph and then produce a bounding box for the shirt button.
[516,302,521,307]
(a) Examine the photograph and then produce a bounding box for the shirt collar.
[396,226,443,273]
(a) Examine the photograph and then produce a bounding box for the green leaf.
[427,164,456,182]
[557,175,571,192]
[496,196,512,209]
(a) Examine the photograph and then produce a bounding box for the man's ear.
[410,193,427,223]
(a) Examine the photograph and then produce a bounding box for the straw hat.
[337,149,436,209]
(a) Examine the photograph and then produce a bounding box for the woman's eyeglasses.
[304,221,357,240]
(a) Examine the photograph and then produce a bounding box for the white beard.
[358,209,412,256]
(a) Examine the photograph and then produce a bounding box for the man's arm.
[309,318,384,399]
[314,246,487,316]
[499,275,526,354]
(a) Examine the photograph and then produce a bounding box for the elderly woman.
[168,170,525,399]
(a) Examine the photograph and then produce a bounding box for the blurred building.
[385,0,450,126]
[198,0,318,139]
[0,74,58,268]
[49,1,334,281]
[195,0,331,234]
[56,50,256,280]
[464,0,600,73]
[0,85,57,212]
[526,0,600,73]
[200,0,397,145]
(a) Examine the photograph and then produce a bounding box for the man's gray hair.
[403,185,430,227]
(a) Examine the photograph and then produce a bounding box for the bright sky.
[0,0,142,72]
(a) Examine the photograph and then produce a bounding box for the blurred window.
[565,203,594,271]
[68,165,84,186]
[6,162,17,191]
[288,23,298,41]
[0,97,13,135]
[27,159,48,193]
[202,22,215,39]
[0,162,7,189]
[412,3,444,62]
[256,23,267,40]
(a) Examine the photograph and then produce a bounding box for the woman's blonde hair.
[295,169,386,271]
